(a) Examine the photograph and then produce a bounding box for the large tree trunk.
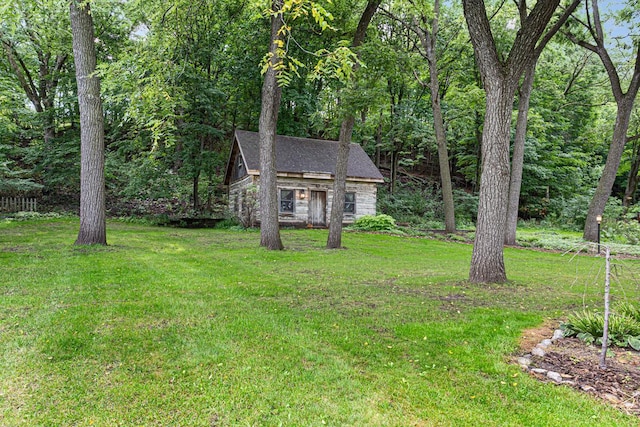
[326,0,380,249]
[469,84,515,283]
[463,0,561,283]
[504,65,536,245]
[70,0,106,245]
[259,0,284,250]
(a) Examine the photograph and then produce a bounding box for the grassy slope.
[1,219,638,426]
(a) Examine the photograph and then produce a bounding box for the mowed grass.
[1,219,639,426]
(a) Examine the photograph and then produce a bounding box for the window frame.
[344,192,356,215]
[279,188,295,214]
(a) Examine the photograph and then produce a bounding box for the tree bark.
[469,84,515,283]
[70,0,106,245]
[326,0,380,249]
[623,137,640,207]
[463,0,561,283]
[259,0,284,250]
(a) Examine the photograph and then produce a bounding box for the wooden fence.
[0,197,38,212]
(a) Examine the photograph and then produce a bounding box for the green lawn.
[1,219,639,426]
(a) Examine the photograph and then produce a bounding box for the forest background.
[1,0,639,237]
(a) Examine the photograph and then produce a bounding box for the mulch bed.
[520,326,640,417]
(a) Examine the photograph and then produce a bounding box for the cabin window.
[233,155,246,180]
[344,192,356,214]
[280,189,295,213]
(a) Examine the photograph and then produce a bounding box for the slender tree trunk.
[259,0,284,250]
[568,1,640,241]
[193,174,200,211]
[584,97,637,240]
[327,117,355,248]
[70,0,106,245]
[409,5,456,233]
[504,64,536,245]
[421,3,455,233]
[391,148,398,194]
[623,138,640,207]
[327,0,380,249]
[430,75,456,233]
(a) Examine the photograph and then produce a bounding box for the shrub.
[214,217,241,229]
[351,214,398,232]
[601,220,640,245]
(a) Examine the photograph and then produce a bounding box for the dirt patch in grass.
[519,323,640,417]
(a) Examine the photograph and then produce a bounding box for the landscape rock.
[546,371,563,383]
[552,329,564,340]
[517,357,531,367]
[531,347,546,357]
[603,393,621,404]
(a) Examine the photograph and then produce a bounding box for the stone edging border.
[516,328,583,386]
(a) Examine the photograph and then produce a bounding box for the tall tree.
[259,0,285,250]
[70,0,106,245]
[419,0,456,233]
[504,0,581,245]
[463,0,563,283]
[327,0,381,249]
[566,0,640,241]
[379,0,459,232]
[0,0,69,146]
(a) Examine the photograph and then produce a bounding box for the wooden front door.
[309,191,327,226]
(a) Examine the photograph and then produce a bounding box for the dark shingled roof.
[233,130,383,181]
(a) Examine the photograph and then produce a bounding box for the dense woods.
[0,0,638,278]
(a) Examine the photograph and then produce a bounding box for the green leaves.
[562,303,640,350]
[310,45,360,83]
[351,214,399,232]
[628,336,640,351]
[259,0,337,88]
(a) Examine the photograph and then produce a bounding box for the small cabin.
[224,130,384,227]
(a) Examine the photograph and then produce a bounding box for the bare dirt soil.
[518,322,640,417]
